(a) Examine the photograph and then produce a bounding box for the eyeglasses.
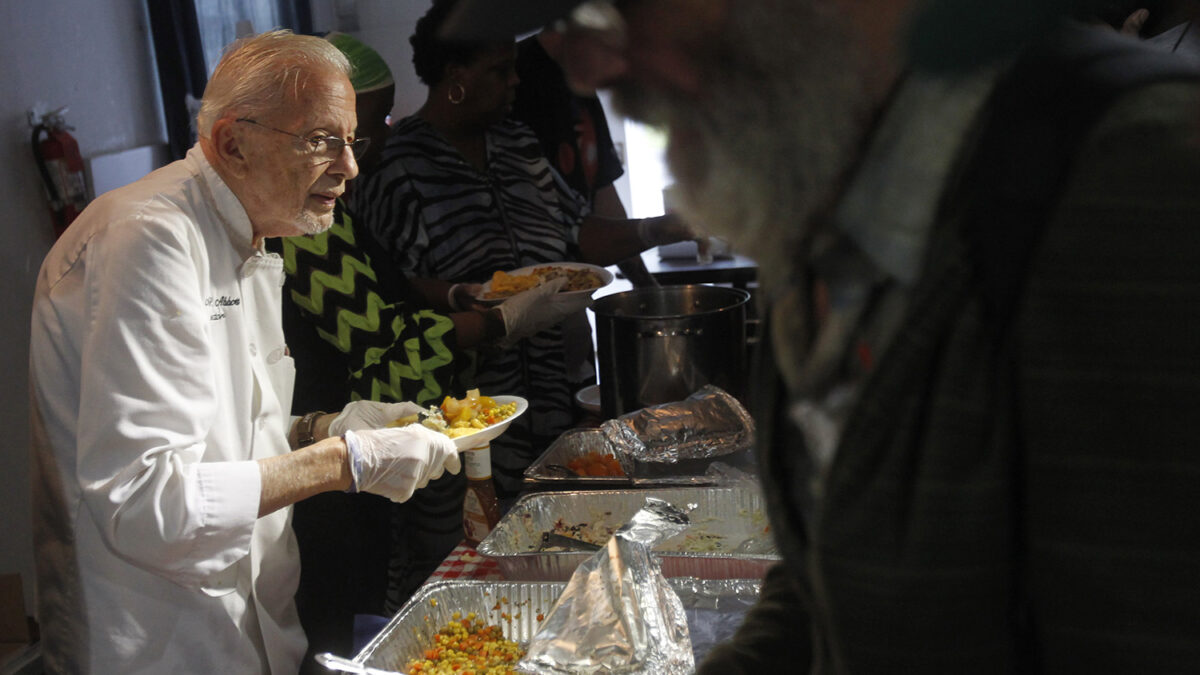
[235,118,370,162]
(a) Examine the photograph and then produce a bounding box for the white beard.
[294,208,334,236]
[611,0,873,294]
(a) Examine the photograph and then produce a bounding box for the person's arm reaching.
[411,277,592,349]
[260,427,457,515]
[577,211,693,266]
[258,436,353,517]
[263,399,461,516]
[592,184,660,287]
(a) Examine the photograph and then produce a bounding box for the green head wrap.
[325,32,394,94]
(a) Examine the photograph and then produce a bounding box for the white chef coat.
[30,145,306,673]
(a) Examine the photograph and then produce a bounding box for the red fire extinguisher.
[31,107,89,239]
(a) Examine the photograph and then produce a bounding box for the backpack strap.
[954,25,1200,665]
[962,23,1200,335]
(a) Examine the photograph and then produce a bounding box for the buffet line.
[328,381,774,674]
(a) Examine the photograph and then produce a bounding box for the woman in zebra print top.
[353,0,692,499]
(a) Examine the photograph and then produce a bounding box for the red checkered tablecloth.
[424,541,504,583]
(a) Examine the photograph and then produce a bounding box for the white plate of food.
[392,392,528,450]
[476,262,614,304]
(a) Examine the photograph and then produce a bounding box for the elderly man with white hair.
[29,30,461,673]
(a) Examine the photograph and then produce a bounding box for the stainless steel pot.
[592,285,751,418]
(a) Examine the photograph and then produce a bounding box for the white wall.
[0,0,166,614]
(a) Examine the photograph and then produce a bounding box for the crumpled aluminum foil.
[516,498,695,674]
[600,385,755,463]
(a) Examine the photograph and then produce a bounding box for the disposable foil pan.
[601,385,756,463]
[523,428,760,488]
[523,428,634,487]
[476,487,778,581]
[351,578,762,673]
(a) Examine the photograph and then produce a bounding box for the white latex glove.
[329,400,426,436]
[343,426,460,503]
[496,276,594,346]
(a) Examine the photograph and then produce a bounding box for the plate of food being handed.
[389,389,528,450]
[476,262,614,305]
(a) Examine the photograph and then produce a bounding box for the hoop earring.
[448,83,466,105]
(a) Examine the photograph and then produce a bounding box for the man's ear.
[209,117,252,179]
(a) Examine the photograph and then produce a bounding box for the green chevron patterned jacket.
[271,200,468,656]
[272,200,459,412]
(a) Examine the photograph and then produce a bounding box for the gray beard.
[295,209,333,236]
[611,0,873,294]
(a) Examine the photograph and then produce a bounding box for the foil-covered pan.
[523,428,634,487]
[476,487,778,581]
[601,385,755,463]
[523,428,759,489]
[522,498,695,673]
[349,578,762,673]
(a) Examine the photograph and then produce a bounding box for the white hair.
[196,29,352,137]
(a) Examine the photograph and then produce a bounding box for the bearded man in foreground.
[443,0,1200,671]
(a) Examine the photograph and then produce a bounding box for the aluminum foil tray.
[601,385,755,462]
[351,578,762,673]
[523,428,634,487]
[523,428,759,488]
[476,487,778,581]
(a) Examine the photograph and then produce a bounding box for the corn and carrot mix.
[404,612,524,675]
[389,389,519,439]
